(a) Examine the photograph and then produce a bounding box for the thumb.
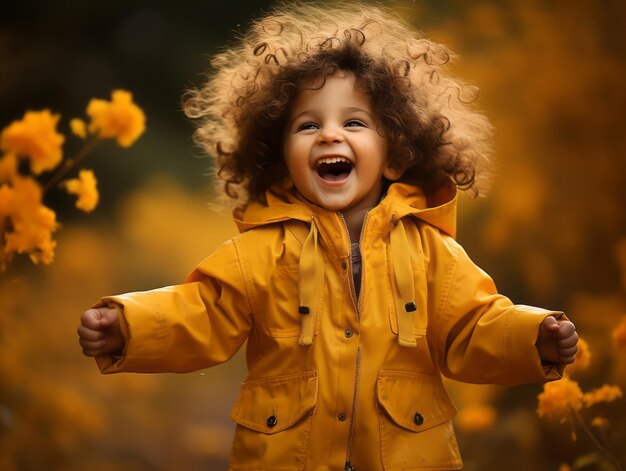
[97,307,118,327]
[539,316,558,342]
[542,316,559,331]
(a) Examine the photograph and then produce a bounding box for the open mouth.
[315,156,353,182]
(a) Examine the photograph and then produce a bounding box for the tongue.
[317,162,352,181]
[320,170,351,181]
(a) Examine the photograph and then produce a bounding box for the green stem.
[572,408,623,471]
[42,138,101,194]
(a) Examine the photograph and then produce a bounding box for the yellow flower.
[0,110,65,174]
[537,376,583,419]
[0,184,14,217]
[70,118,87,139]
[583,384,623,408]
[0,153,18,182]
[613,315,626,346]
[86,90,146,147]
[591,416,609,430]
[2,176,58,264]
[566,337,591,375]
[64,169,99,213]
[455,403,497,432]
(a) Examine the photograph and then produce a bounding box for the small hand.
[536,316,578,364]
[77,306,124,357]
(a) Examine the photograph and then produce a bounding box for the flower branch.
[0,90,145,271]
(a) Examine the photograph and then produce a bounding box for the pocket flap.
[230,370,318,435]
[377,370,456,432]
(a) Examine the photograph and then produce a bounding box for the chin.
[316,199,351,212]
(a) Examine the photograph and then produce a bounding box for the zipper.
[338,212,369,313]
[338,211,369,471]
[345,346,361,471]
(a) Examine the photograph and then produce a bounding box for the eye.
[344,119,366,128]
[296,122,319,131]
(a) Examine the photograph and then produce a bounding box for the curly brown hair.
[184,1,493,206]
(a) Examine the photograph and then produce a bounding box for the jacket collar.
[233,186,313,232]
[234,181,458,239]
[377,181,457,239]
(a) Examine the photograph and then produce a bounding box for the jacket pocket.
[376,370,462,470]
[229,370,318,470]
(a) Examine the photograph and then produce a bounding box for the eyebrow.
[288,106,374,124]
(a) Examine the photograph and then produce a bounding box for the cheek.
[283,135,301,158]
[285,137,312,170]
[282,141,295,171]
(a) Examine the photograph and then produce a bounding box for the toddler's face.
[283,72,399,217]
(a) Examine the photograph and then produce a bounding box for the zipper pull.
[345,462,356,471]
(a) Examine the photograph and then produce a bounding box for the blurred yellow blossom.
[582,384,623,408]
[86,90,146,147]
[70,118,87,139]
[0,153,18,182]
[613,315,626,346]
[0,90,144,270]
[590,416,609,430]
[537,376,583,419]
[0,184,14,217]
[558,464,572,471]
[64,169,98,213]
[455,402,497,432]
[3,176,57,265]
[0,110,65,174]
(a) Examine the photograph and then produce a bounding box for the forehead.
[289,71,372,113]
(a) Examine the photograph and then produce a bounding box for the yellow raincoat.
[96,182,564,470]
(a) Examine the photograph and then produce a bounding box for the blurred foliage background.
[1,0,625,469]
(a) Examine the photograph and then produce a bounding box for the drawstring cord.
[389,214,427,346]
[298,217,324,346]
[296,214,426,347]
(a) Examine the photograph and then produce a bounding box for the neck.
[342,206,371,242]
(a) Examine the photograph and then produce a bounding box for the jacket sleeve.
[95,239,253,374]
[430,235,565,386]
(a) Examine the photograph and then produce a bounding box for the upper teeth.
[316,157,350,166]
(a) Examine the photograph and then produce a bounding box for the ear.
[383,164,403,181]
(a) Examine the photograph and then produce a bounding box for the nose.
[317,125,343,144]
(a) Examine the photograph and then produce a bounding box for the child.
[78,3,578,470]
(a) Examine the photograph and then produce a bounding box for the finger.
[542,316,560,334]
[539,316,556,336]
[80,309,104,330]
[560,354,576,364]
[77,325,104,341]
[556,321,576,339]
[543,316,558,328]
[82,347,102,357]
[558,345,578,357]
[98,307,118,327]
[79,337,105,351]
[558,333,579,348]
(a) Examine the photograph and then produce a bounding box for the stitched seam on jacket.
[502,308,516,375]
[149,297,168,360]
[232,236,257,318]
[240,369,318,387]
[433,237,459,370]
